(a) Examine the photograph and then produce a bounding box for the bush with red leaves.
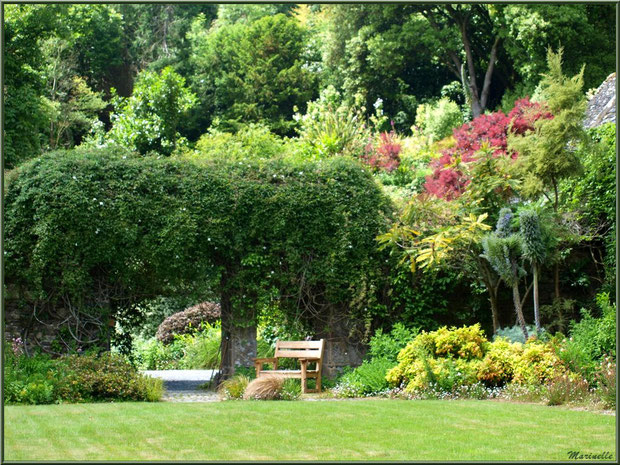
[425,98,552,200]
[361,130,401,172]
[156,301,221,344]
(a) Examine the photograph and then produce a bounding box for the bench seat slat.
[259,370,319,377]
[277,340,321,348]
[274,349,322,359]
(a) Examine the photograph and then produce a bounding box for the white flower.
[99,202,104,206]
[373,98,383,109]
[72,176,77,180]
[95,229,100,234]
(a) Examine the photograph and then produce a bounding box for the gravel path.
[142,370,220,402]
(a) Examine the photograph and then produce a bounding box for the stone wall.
[584,73,616,129]
[4,299,65,353]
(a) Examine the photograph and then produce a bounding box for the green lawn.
[4,399,616,461]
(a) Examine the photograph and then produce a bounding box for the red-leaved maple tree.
[425,98,552,200]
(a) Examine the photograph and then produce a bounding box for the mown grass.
[4,399,616,461]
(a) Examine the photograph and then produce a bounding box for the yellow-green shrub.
[477,337,523,385]
[512,340,566,385]
[433,324,488,359]
[387,324,487,390]
[386,324,569,394]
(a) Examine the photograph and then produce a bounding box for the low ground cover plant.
[4,344,163,404]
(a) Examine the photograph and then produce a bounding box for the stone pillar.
[218,288,257,382]
[315,313,366,378]
[322,336,365,378]
[220,324,257,378]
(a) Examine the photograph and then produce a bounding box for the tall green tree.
[509,48,587,211]
[508,48,587,300]
[500,4,615,95]
[3,4,61,167]
[103,67,197,156]
[187,13,318,137]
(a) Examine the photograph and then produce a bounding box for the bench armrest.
[253,357,278,363]
[297,357,320,362]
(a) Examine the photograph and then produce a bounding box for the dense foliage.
[4,344,163,404]
[4,4,615,407]
[4,4,614,166]
[156,302,221,344]
[4,147,392,351]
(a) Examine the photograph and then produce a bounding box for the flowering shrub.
[55,353,163,402]
[424,98,552,199]
[156,301,221,344]
[545,372,591,406]
[403,381,504,400]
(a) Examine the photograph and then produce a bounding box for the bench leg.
[316,371,322,393]
[300,360,308,394]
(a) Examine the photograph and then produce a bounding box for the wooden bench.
[253,339,325,394]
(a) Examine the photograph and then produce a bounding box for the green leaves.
[104,67,197,156]
[5,148,391,339]
[188,13,318,136]
[508,48,586,208]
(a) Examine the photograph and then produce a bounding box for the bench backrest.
[274,339,325,361]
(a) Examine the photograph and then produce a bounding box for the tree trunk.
[512,282,529,341]
[479,258,501,334]
[533,264,541,333]
[489,286,500,334]
[554,263,560,300]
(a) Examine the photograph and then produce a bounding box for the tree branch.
[480,36,500,110]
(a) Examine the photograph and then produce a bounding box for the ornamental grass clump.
[243,376,285,400]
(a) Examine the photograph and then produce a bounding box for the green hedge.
[4,147,393,345]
